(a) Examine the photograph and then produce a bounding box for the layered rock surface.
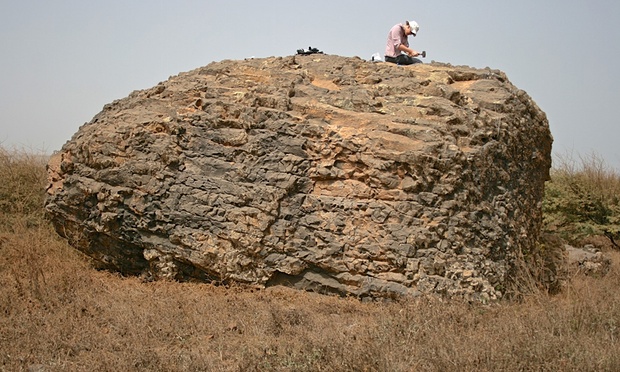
[45,55,552,301]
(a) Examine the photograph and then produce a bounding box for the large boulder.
[45,55,552,301]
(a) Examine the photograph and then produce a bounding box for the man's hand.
[399,45,420,58]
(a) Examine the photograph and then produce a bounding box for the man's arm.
[398,44,420,57]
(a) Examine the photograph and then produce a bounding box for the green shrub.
[543,152,620,249]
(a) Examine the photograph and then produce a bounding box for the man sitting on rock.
[385,20,422,65]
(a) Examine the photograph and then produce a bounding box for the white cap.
[408,20,420,36]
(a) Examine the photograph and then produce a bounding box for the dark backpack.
[296,46,324,55]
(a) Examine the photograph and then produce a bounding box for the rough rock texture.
[565,245,611,276]
[45,55,552,301]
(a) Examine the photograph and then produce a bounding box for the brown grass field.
[1,148,619,371]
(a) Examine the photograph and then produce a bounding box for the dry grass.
[545,151,620,248]
[552,151,620,199]
[2,148,620,371]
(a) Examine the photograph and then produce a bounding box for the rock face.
[45,55,552,301]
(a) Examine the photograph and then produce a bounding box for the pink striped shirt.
[385,23,408,58]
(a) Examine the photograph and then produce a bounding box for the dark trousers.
[385,54,422,65]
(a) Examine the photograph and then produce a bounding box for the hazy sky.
[2,1,619,170]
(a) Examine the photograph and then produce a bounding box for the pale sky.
[1,1,619,170]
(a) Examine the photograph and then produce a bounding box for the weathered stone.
[565,245,611,276]
[45,55,552,301]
